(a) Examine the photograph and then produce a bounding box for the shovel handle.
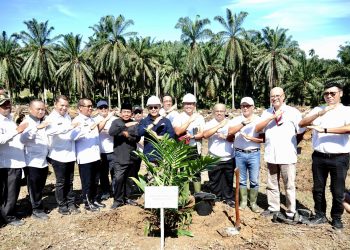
[234,168,240,228]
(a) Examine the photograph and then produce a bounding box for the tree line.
[0,9,349,109]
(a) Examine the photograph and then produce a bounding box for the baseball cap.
[0,93,10,105]
[146,96,161,106]
[96,100,108,108]
[240,97,254,106]
[133,105,142,112]
[182,93,196,103]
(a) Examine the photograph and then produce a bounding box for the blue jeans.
[235,150,260,189]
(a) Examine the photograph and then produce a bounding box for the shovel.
[217,167,241,237]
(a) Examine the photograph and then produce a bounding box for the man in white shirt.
[299,83,350,230]
[228,97,263,212]
[0,94,28,226]
[94,100,116,200]
[46,95,81,215]
[173,93,205,193]
[21,100,50,220]
[203,103,235,207]
[73,98,104,212]
[159,94,178,125]
[255,87,305,220]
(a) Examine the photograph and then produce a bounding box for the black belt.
[235,148,260,154]
[313,151,349,159]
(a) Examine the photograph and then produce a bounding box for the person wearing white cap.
[255,87,305,220]
[0,93,28,226]
[203,103,235,207]
[94,100,116,201]
[228,97,263,212]
[137,95,175,162]
[173,93,205,192]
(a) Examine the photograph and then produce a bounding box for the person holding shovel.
[228,97,263,212]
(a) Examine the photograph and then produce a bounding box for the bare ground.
[1,124,350,249]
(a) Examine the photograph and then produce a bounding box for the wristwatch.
[241,121,247,126]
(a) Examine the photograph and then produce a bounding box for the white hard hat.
[182,93,196,103]
[240,97,254,106]
[146,95,161,106]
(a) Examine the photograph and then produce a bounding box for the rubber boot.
[249,188,260,213]
[239,187,248,210]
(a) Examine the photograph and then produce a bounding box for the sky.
[0,0,349,59]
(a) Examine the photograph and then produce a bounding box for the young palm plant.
[132,133,219,237]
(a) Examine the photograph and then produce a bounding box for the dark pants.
[0,168,22,223]
[126,158,141,198]
[208,158,235,201]
[112,162,133,204]
[24,166,48,212]
[51,159,75,208]
[97,153,114,195]
[78,161,99,202]
[312,152,349,220]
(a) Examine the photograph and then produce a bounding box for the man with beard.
[109,103,140,209]
[299,83,350,230]
[0,94,28,226]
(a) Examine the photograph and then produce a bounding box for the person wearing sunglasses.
[93,100,116,201]
[72,98,104,212]
[228,97,263,212]
[299,83,350,230]
[255,87,305,221]
[0,94,28,227]
[137,95,175,162]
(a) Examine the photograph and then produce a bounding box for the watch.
[324,128,327,133]
[241,121,247,126]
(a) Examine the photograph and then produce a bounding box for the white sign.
[144,186,178,209]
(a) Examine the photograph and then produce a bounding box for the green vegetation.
[0,10,349,107]
[131,133,219,236]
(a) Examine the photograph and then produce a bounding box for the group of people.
[1,82,350,231]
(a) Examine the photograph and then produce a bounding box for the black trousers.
[112,162,133,204]
[0,168,22,223]
[126,158,141,198]
[24,166,48,212]
[208,158,235,201]
[312,152,349,220]
[50,159,75,208]
[97,153,114,195]
[78,161,99,202]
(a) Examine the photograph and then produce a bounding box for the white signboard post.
[145,186,178,250]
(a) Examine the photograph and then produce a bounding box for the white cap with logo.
[182,93,196,103]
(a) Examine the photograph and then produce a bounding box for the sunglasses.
[148,106,159,110]
[240,105,252,108]
[270,94,283,98]
[81,105,93,108]
[134,110,142,114]
[323,91,339,97]
[98,105,108,109]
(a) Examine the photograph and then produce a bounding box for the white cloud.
[53,4,76,18]
[299,34,350,59]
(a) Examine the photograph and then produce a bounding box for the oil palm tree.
[0,31,22,98]
[90,15,136,108]
[55,33,94,100]
[175,15,212,99]
[18,18,60,103]
[254,26,298,89]
[214,9,249,109]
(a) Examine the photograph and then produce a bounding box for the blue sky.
[0,0,349,59]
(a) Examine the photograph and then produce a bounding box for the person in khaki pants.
[255,87,305,220]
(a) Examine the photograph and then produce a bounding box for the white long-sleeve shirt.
[46,109,79,162]
[0,114,26,169]
[72,114,101,164]
[94,114,117,154]
[20,115,49,168]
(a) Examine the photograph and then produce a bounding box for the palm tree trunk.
[107,82,111,107]
[156,68,159,97]
[141,94,144,109]
[231,73,235,110]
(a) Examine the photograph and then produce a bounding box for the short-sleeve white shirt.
[229,114,260,150]
[308,104,350,153]
[204,118,234,160]
[173,112,205,147]
[260,104,305,164]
